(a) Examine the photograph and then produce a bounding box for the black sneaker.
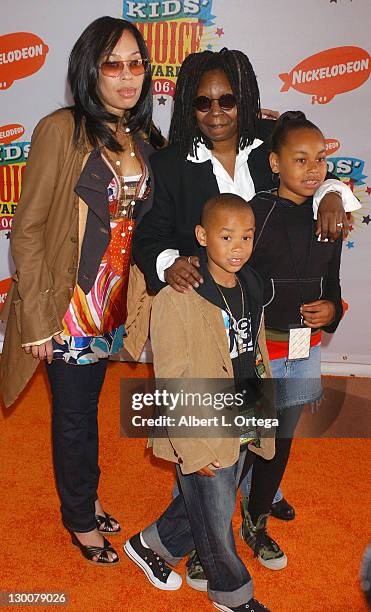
[124,533,182,590]
[186,548,208,591]
[212,597,271,611]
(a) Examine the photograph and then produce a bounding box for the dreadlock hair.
[169,48,261,157]
[68,16,156,153]
[270,111,323,153]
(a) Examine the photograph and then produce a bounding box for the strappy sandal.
[71,532,120,566]
[95,511,121,535]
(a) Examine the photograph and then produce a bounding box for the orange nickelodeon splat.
[0,32,49,90]
[0,124,25,144]
[325,139,340,156]
[279,46,370,104]
[0,277,12,312]
[341,299,349,319]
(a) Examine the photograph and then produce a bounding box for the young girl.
[239,110,343,560]
[0,16,163,565]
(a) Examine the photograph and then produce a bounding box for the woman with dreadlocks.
[131,48,359,601]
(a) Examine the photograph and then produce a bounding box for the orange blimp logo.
[325,139,340,156]
[0,32,49,90]
[279,46,370,104]
[0,124,25,144]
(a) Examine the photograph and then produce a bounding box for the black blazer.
[133,135,274,293]
[133,124,336,294]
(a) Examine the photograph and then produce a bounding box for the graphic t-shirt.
[218,283,254,379]
[218,283,258,445]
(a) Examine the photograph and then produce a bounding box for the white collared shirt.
[186,139,263,202]
[156,141,361,281]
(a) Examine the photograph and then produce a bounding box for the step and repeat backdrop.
[1,0,370,374]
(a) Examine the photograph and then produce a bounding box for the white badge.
[288,326,311,360]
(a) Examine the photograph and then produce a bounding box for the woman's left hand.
[300,300,335,328]
[316,192,349,242]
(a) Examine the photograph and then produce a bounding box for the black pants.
[239,404,303,523]
[46,358,108,532]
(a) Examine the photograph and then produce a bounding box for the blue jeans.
[143,449,256,608]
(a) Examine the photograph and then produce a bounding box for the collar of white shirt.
[187,138,263,166]
[186,138,263,200]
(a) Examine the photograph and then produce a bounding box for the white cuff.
[156,249,180,282]
[22,331,63,348]
[312,179,361,219]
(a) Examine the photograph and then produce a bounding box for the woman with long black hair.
[0,16,163,565]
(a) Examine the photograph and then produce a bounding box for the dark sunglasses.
[193,94,237,113]
[100,58,149,77]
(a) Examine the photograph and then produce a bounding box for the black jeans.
[46,358,108,532]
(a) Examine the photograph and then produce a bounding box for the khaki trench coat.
[0,109,152,407]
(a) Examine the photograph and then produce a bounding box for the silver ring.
[336,222,344,228]
[187,256,192,264]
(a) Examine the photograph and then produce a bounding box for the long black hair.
[270,111,323,153]
[169,48,261,156]
[68,16,158,152]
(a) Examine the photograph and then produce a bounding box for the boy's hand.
[300,300,335,328]
[196,460,221,477]
[316,192,349,241]
[164,256,203,293]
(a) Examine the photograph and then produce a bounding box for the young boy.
[124,194,274,612]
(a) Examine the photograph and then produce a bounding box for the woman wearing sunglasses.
[132,47,359,591]
[1,16,163,565]
[134,48,355,296]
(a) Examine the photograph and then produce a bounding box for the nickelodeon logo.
[325,139,340,156]
[279,46,370,104]
[0,124,25,145]
[0,277,12,310]
[0,32,49,90]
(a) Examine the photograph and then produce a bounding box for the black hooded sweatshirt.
[249,191,343,334]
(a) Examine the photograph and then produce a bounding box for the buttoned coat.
[0,109,153,407]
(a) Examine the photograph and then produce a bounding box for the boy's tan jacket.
[149,286,274,474]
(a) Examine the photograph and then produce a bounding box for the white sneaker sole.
[186,573,208,592]
[212,603,234,612]
[258,553,287,570]
[123,540,182,591]
[239,527,288,571]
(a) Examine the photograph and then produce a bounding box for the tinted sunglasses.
[100,58,149,77]
[193,94,237,113]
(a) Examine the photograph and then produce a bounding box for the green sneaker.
[240,497,288,570]
[185,549,208,591]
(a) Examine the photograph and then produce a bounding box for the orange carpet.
[0,362,369,611]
